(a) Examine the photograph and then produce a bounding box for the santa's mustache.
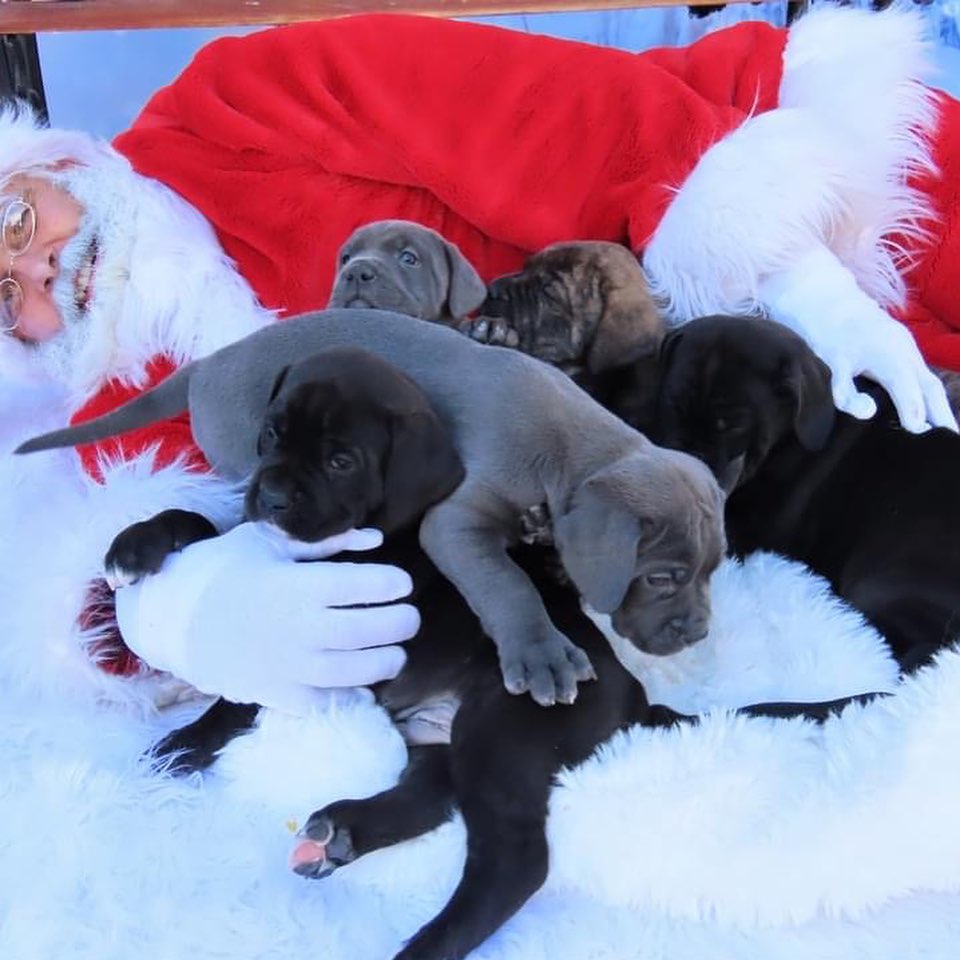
[52,222,99,332]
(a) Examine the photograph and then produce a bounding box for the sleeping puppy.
[18,308,724,707]
[649,314,960,673]
[328,219,487,322]
[111,345,878,960]
[467,239,664,384]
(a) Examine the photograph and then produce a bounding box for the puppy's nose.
[343,260,377,285]
[670,615,709,645]
[256,474,297,516]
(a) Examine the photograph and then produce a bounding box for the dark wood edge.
[0,0,759,35]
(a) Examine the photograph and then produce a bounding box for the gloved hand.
[758,245,957,434]
[114,521,419,715]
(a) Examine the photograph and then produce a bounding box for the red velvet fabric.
[70,356,211,482]
[113,16,786,317]
[897,89,960,371]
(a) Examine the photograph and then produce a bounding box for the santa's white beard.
[31,160,136,395]
[28,154,272,408]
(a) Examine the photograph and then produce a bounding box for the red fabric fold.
[896,89,960,371]
[113,15,786,318]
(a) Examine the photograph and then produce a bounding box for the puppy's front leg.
[419,493,595,706]
[104,509,218,589]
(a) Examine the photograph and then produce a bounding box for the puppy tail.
[15,364,193,455]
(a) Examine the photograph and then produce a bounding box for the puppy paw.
[290,812,357,879]
[459,315,520,348]
[499,629,597,707]
[518,503,554,546]
[145,727,220,776]
[103,509,217,590]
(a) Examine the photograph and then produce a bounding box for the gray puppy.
[18,309,725,706]
[328,220,487,322]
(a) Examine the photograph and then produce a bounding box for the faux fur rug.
[3,542,960,960]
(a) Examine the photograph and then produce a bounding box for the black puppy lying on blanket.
[108,347,874,960]
[646,315,960,673]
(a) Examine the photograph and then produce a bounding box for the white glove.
[758,245,957,434]
[114,521,419,716]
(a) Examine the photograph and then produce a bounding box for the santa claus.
[0,3,957,712]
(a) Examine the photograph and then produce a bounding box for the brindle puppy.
[469,240,663,380]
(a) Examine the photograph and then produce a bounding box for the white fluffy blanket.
[3,450,960,960]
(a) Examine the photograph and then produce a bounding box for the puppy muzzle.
[246,470,301,522]
[612,610,710,656]
[245,469,355,542]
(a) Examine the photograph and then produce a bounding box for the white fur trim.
[0,389,243,711]
[643,3,938,323]
[5,541,960,959]
[0,101,114,182]
[1,358,957,955]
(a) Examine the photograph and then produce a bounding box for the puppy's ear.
[587,269,664,374]
[658,327,684,367]
[780,351,836,451]
[553,475,642,614]
[443,240,487,320]
[378,410,466,533]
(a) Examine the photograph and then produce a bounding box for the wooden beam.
[0,0,754,35]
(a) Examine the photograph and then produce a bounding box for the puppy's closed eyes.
[652,315,835,492]
[474,240,664,377]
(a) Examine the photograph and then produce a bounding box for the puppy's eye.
[715,417,728,431]
[340,252,351,266]
[327,452,357,472]
[645,572,675,590]
[399,249,420,267]
[263,425,279,444]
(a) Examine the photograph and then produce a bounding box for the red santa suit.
[38,5,960,684]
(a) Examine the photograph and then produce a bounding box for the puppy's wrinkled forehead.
[341,220,443,260]
[617,447,725,561]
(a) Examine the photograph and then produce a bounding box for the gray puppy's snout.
[343,259,378,285]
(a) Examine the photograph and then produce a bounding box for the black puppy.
[108,345,878,960]
[646,314,960,673]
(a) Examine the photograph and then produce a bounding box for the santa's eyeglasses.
[0,197,37,333]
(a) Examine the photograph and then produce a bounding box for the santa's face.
[0,157,140,396]
[2,175,84,343]
[0,140,268,402]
